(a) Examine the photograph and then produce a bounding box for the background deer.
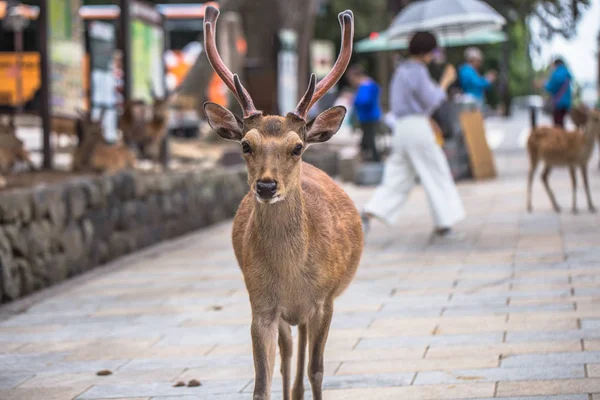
[203,7,362,400]
[120,87,170,160]
[0,114,35,177]
[73,109,135,174]
[527,106,600,213]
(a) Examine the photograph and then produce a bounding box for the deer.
[73,109,136,174]
[0,114,35,173]
[120,86,171,160]
[202,6,362,400]
[526,106,600,214]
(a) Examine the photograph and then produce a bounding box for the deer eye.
[291,144,303,156]
[241,141,252,154]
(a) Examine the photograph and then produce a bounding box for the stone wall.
[0,167,249,303]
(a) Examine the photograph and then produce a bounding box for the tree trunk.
[294,0,318,102]
[240,0,280,114]
[387,0,413,16]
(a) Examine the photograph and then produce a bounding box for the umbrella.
[355,29,507,53]
[387,0,505,40]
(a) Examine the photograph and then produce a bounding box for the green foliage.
[484,0,590,40]
[315,0,388,42]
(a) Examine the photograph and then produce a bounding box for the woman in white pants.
[362,31,465,237]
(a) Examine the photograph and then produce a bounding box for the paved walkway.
[2,116,600,399]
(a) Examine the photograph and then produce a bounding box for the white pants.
[364,115,465,228]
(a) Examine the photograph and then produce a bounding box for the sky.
[533,0,599,84]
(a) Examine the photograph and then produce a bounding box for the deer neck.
[252,185,308,242]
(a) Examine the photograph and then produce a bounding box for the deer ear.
[204,102,244,141]
[306,106,346,144]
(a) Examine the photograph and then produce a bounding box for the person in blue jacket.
[544,58,572,128]
[347,65,382,162]
[458,47,496,107]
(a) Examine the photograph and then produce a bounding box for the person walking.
[361,31,465,237]
[347,66,382,162]
[458,47,496,108]
[544,58,572,128]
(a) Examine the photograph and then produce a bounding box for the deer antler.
[204,6,260,118]
[293,10,354,119]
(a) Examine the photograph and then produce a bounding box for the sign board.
[278,29,298,116]
[130,1,165,103]
[459,110,497,180]
[88,20,117,141]
[310,40,334,79]
[0,53,40,108]
[48,0,85,118]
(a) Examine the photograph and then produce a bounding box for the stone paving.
[1,135,600,399]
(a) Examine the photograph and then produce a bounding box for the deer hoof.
[553,207,562,214]
[590,206,597,214]
[572,208,579,215]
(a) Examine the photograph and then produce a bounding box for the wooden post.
[119,0,131,103]
[38,0,53,169]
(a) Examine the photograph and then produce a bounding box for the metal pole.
[119,0,131,103]
[38,0,53,169]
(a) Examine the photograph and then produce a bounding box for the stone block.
[61,224,85,264]
[338,147,360,182]
[355,162,384,186]
[0,190,32,223]
[25,220,52,257]
[0,228,18,300]
[0,166,248,304]
[64,185,88,221]
[2,224,27,257]
[303,146,339,177]
[81,179,103,209]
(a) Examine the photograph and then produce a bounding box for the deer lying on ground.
[73,109,136,174]
[51,117,79,148]
[527,106,600,213]
[120,89,170,160]
[0,114,35,187]
[203,7,362,400]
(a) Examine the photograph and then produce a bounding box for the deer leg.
[307,301,334,400]
[292,324,307,400]
[278,320,293,400]
[251,312,279,400]
[569,166,578,214]
[526,153,539,212]
[541,166,561,213]
[581,165,597,213]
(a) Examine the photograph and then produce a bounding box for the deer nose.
[256,180,278,199]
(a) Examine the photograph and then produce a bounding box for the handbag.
[543,78,570,115]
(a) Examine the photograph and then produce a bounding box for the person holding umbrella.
[360,31,465,238]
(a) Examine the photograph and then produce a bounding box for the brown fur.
[73,111,136,174]
[120,96,170,159]
[527,109,600,213]
[0,115,35,175]
[203,7,359,399]
[219,113,363,400]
